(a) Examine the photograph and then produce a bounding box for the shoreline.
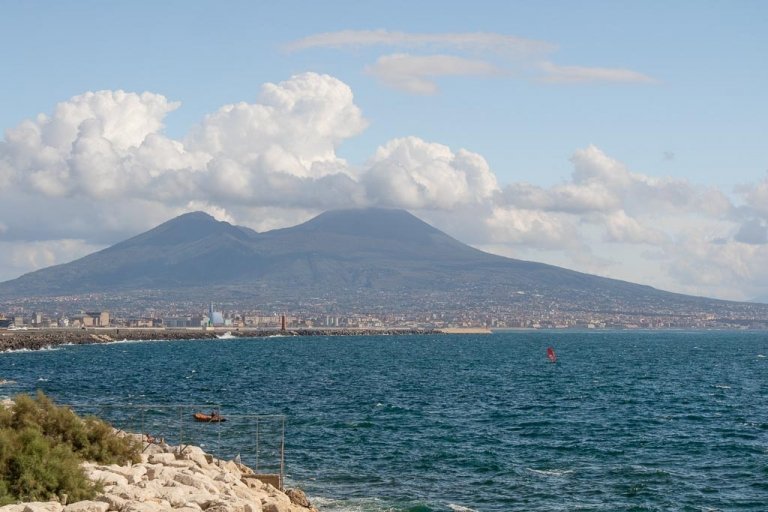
[0,431,318,512]
[0,327,442,352]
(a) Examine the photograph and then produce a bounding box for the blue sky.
[1,1,767,300]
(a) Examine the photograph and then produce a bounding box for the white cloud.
[286,29,655,94]
[363,136,499,209]
[502,181,620,213]
[365,53,501,94]
[0,239,104,282]
[603,210,668,245]
[737,173,768,217]
[538,61,657,84]
[1,74,767,301]
[284,29,556,56]
[485,207,582,250]
[188,72,367,172]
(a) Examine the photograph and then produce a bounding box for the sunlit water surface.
[1,331,766,511]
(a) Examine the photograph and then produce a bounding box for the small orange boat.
[193,412,226,422]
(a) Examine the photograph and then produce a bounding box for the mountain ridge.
[0,208,763,325]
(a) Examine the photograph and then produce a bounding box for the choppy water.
[1,331,767,511]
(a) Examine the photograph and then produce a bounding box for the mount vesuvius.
[0,208,765,323]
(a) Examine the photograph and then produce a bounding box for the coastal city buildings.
[2,294,768,331]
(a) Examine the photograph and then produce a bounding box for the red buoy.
[547,346,557,363]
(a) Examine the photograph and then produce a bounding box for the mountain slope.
[0,208,750,316]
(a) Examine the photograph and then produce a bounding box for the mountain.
[0,208,765,323]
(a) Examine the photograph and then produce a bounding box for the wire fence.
[69,403,286,489]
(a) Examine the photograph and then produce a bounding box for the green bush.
[0,391,141,504]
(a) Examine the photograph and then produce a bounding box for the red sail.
[547,347,557,363]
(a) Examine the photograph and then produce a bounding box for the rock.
[157,487,190,508]
[178,446,210,468]
[141,443,166,456]
[126,466,147,484]
[285,489,311,509]
[204,505,229,512]
[63,501,109,512]
[87,469,129,487]
[22,503,63,512]
[260,501,290,512]
[166,460,200,471]
[148,453,176,465]
[9,435,308,512]
[173,472,209,491]
[144,465,164,481]
[0,505,26,512]
[241,477,266,491]
[122,502,166,512]
[219,461,242,477]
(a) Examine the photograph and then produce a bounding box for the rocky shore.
[0,327,441,352]
[0,434,317,512]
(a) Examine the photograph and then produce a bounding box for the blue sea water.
[1,331,767,511]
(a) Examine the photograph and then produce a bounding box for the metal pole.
[179,406,183,453]
[280,417,285,490]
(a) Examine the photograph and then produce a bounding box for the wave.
[447,505,478,512]
[310,496,440,512]
[757,354,766,358]
[2,345,61,353]
[527,468,574,477]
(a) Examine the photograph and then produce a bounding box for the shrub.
[0,391,141,504]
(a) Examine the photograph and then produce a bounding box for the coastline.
[0,327,441,352]
[0,432,318,512]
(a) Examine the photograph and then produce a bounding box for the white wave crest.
[448,504,479,512]
[527,467,574,477]
[2,345,60,354]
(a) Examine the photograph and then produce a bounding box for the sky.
[1,0,767,301]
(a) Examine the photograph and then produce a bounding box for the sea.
[1,331,766,511]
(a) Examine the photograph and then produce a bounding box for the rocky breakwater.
[0,329,221,352]
[0,435,317,512]
[0,327,442,352]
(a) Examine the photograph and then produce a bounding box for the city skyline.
[1,1,767,301]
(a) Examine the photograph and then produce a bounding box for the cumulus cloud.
[1,73,766,301]
[485,207,583,250]
[0,74,504,281]
[603,210,668,245]
[737,173,768,217]
[0,239,104,283]
[188,72,367,171]
[363,137,499,209]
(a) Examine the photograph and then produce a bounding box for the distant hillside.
[0,208,764,322]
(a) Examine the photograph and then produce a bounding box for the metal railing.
[68,403,286,488]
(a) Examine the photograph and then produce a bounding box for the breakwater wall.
[0,327,441,352]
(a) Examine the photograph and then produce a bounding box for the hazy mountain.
[0,208,760,319]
